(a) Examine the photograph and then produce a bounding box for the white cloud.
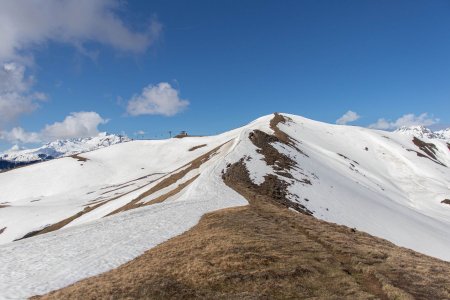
[0,127,41,144]
[0,0,162,125]
[0,0,162,62]
[0,62,46,124]
[126,82,189,117]
[369,113,439,130]
[42,111,108,140]
[134,130,146,135]
[0,111,107,144]
[336,110,360,125]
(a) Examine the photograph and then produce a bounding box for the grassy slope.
[35,190,450,299]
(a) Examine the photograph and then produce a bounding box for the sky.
[1,0,450,150]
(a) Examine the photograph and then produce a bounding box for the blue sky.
[1,0,449,150]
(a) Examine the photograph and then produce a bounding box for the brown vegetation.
[16,202,106,240]
[107,143,227,215]
[245,114,312,213]
[70,154,88,162]
[412,137,438,160]
[16,145,224,241]
[145,175,199,206]
[36,162,450,300]
[269,112,293,144]
[442,199,450,205]
[223,158,312,215]
[409,137,446,167]
[188,144,207,151]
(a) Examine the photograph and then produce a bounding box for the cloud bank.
[127,83,189,117]
[369,113,439,130]
[0,112,108,144]
[0,63,46,125]
[0,0,162,63]
[0,0,162,128]
[336,110,360,125]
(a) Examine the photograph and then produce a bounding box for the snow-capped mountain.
[394,125,450,140]
[0,133,131,170]
[1,113,450,298]
[435,128,450,140]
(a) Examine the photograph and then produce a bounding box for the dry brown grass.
[145,175,199,206]
[410,137,446,167]
[107,143,226,216]
[16,145,224,241]
[188,144,207,151]
[16,202,107,240]
[70,154,88,162]
[36,180,450,300]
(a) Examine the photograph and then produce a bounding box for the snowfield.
[0,132,130,168]
[1,113,450,299]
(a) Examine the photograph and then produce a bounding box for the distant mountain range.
[394,125,450,140]
[0,133,130,171]
[2,125,448,172]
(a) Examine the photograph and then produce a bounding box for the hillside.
[36,182,450,300]
[1,113,450,298]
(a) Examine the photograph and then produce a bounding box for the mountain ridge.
[1,113,450,298]
[0,133,130,171]
[394,125,450,140]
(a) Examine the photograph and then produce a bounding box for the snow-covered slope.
[1,113,450,299]
[435,128,450,140]
[0,133,130,169]
[395,125,450,140]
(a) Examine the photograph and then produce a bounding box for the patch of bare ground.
[223,157,312,215]
[36,159,450,300]
[0,204,10,208]
[0,227,6,234]
[145,175,199,206]
[188,144,207,151]
[270,112,293,144]
[70,154,88,162]
[246,114,312,213]
[447,143,450,151]
[16,169,196,241]
[15,202,107,240]
[270,113,308,156]
[107,143,227,215]
[409,137,446,167]
[17,173,173,240]
[442,199,450,205]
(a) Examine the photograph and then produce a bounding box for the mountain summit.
[1,113,450,298]
[394,125,450,140]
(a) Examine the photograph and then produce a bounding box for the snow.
[0,132,130,164]
[0,130,250,299]
[0,194,246,299]
[395,125,450,141]
[1,113,450,299]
